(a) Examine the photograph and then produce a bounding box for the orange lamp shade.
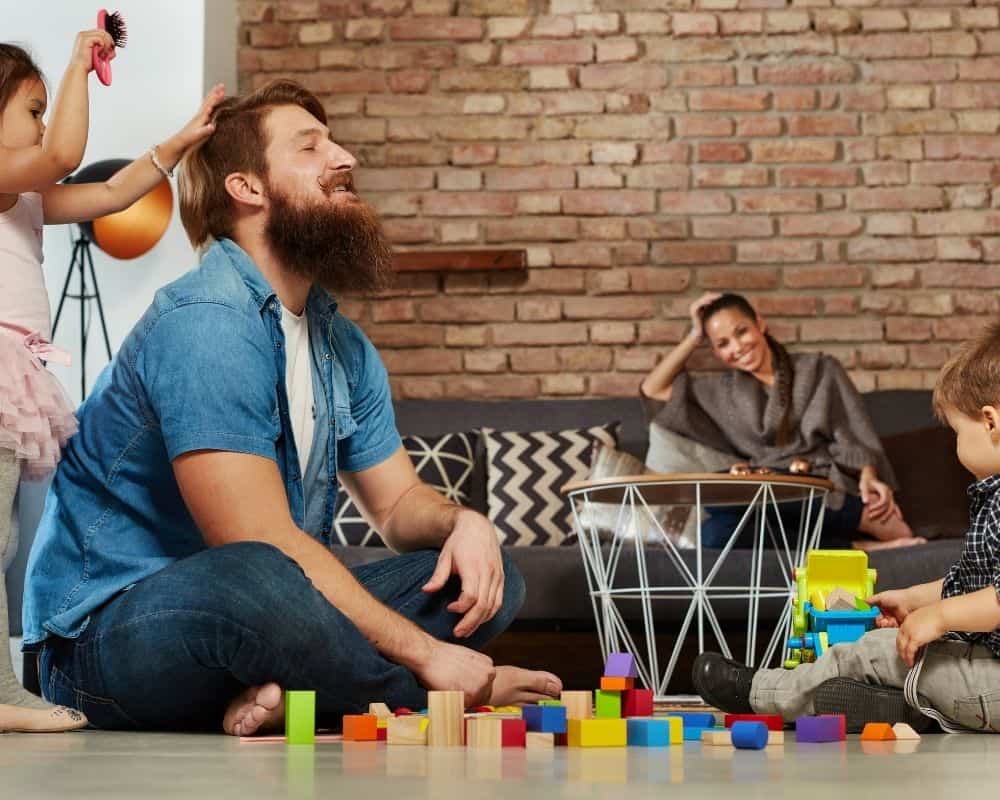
[91,177,173,260]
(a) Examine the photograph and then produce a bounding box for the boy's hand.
[896,603,946,667]
[71,30,116,73]
[867,588,914,628]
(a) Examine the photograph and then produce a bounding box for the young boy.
[693,321,1000,733]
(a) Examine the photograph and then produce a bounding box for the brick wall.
[239,0,1000,399]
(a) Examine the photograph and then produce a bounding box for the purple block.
[795,715,843,743]
[605,652,638,679]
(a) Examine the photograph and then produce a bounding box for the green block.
[285,690,316,745]
[594,690,621,719]
[538,700,564,707]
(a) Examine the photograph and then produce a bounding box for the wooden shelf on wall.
[392,249,527,273]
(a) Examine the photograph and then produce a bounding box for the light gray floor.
[4,730,1000,799]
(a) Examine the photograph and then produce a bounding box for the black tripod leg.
[85,243,112,361]
[51,239,82,338]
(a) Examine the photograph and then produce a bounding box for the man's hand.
[896,603,947,667]
[422,508,504,638]
[868,588,916,629]
[411,638,496,708]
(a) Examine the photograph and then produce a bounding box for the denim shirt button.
[323,352,332,361]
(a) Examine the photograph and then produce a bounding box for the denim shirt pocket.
[334,409,357,441]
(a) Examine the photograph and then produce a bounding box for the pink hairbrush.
[92,9,127,86]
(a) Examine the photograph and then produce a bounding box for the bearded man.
[21,80,561,734]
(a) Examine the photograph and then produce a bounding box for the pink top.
[0,192,50,339]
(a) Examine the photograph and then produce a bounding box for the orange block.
[600,677,635,691]
[343,714,378,741]
[860,723,896,741]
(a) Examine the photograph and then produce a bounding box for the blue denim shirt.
[22,239,401,646]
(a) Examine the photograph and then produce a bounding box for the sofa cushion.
[484,423,619,546]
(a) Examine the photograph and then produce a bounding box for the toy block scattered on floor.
[622,688,653,718]
[861,722,896,741]
[595,690,622,719]
[731,721,769,750]
[600,676,635,691]
[767,730,784,746]
[892,723,921,740]
[342,714,378,742]
[502,718,527,747]
[664,716,683,744]
[285,690,316,746]
[724,713,784,732]
[561,691,593,720]
[567,718,628,747]
[669,712,716,729]
[627,718,672,747]
[683,726,710,741]
[827,586,858,612]
[795,715,844,743]
[522,704,567,734]
[387,715,428,745]
[526,732,554,750]
[466,717,527,749]
[604,652,638,679]
[427,690,464,747]
[538,700,564,707]
[822,713,847,741]
[702,729,733,746]
[368,702,393,720]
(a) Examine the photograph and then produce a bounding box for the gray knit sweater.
[641,352,898,504]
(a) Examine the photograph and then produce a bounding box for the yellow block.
[567,718,628,748]
[386,716,429,745]
[810,589,827,612]
[654,716,683,744]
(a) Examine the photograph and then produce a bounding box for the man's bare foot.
[852,537,927,552]
[222,683,284,737]
[488,666,562,706]
[0,703,88,733]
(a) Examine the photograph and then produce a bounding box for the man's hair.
[178,79,326,250]
[0,43,43,116]
[933,320,1000,423]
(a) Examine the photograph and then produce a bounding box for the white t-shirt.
[281,304,315,476]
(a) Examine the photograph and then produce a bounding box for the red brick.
[483,167,576,191]
[356,168,435,192]
[673,65,736,86]
[562,191,655,215]
[439,68,525,92]
[756,296,820,316]
[389,17,483,39]
[700,268,779,290]
[531,15,575,38]
[848,187,945,211]
[484,217,577,242]
[697,142,749,163]
[773,89,817,111]
[908,344,951,369]
[915,211,1000,235]
[931,33,978,58]
[443,376,540,399]
[249,24,294,47]
[924,136,1000,160]
[885,318,932,342]
[382,348,461,374]
[627,219,687,240]
[501,41,593,65]
[756,62,856,85]
[372,299,416,323]
[451,144,497,165]
[498,142,591,166]
[465,351,508,373]
[626,268,690,293]
[579,64,667,90]
[516,299,562,322]
[737,193,817,213]
[938,84,1000,111]
[863,162,909,187]
[720,12,763,35]
[695,166,769,188]
[780,214,862,237]
[423,193,517,216]
[924,264,1000,288]
[908,295,955,316]
[689,90,770,111]
[651,242,733,265]
[675,117,735,138]
[787,115,860,137]
[752,140,838,163]
[847,238,936,262]
[784,266,866,289]
[540,374,586,395]
[492,323,588,346]
[625,165,689,189]
[839,33,930,59]
[563,297,655,321]
[859,345,908,369]
[842,87,886,112]
[550,243,612,267]
[383,219,435,243]
[509,348,559,373]
[800,319,883,343]
[597,38,640,63]
[642,142,691,163]
[912,161,995,185]
[779,167,858,188]
[738,241,817,263]
[673,13,719,37]
[933,318,992,341]
[693,217,773,239]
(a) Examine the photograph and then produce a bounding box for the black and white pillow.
[332,431,479,547]
[484,423,620,547]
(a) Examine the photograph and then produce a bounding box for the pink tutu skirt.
[0,329,77,481]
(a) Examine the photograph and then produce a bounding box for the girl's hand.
[859,473,899,524]
[688,292,722,341]
[71,29,116,73]
[173,84,226,151]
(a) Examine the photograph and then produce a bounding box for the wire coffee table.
[562,472,834,700]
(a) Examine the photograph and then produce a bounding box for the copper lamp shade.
[71,158,173,259]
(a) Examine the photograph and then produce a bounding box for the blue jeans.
[37,542,525,731]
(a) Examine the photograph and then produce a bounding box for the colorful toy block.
[627,718,672,747]
[724,713,784,732]
[600,676,635,691]
[604,652,638,679]
[822,713,847,740]
[466,717,526,749]
[664,716,683,744]
[827,586,858,612]
[387,715,428,745]
[368,702,392,720]
[795,715,844,743]
[561,691,593,720]
[567,718,628,748]
[285,690,316,746]
[526,732,554,750]
[502,718,527,747]
[767,730,784,746]
[342,714,378,742]
[595,690,622,719]
[892,723,921,740]
[702,729,733,746]
[669,712,716,729]
[427,690,465,747]
[731,721,768,750]
[861,722,896,741]
[522,704,567,734]
[622,688,653,718]
[538,700,564,707]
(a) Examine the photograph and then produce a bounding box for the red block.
[343,714,378,741]
[501,718,527,747]
[622,689,654,718]
[376,726,387,741]
[724,714,784,732]
[394,707,413,716]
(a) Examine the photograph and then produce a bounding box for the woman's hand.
[688,292,722,341]
[859,469,901,524]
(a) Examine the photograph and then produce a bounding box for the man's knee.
[499,550,525,621]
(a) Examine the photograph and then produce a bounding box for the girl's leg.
[0,450,87,731]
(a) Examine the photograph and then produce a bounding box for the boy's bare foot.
[488,666,562,706]
[222,683,284,737]
[852,537,927,552]
[0,703,88,733]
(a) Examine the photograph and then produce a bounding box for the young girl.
[0,33,223,732]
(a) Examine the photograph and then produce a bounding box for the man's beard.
[264,181,394,296]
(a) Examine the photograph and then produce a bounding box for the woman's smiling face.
[703,307,770,375]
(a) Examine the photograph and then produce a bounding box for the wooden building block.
[285,690,316,746]
[427,690,464,747]
[861,722,896,741]
[604,652,638,678]
[701,729,733,746]
[622,688,653,718]
[522,704,567,734]
[342,714,378,742]
[827,586,858,611]
[594,690,621,719]
[466,718,502,749]
[767,730,784,746]
[724,713,784,731]
[368,702,393,720]
[561,691,593,720]
[526,732,554,750]
[891,723,920,740]
[567,718,628,748]
[387,715,428,745]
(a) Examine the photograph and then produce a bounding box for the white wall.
[2,0,216,400]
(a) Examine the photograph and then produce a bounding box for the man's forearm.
[940,586,1000,634]
[380,483,464,552]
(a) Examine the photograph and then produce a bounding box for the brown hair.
[178,79,326,250]
[0,44,43,116]
[701,293,796,447]
[933,320,1000,423]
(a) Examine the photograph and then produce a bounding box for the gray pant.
[751,627,1000,732]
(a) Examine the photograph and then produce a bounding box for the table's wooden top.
[562,472,835,506]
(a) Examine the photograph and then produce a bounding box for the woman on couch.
[640,292,924,551]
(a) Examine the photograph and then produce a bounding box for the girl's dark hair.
[0,44,43,115]
[700,293,796,447]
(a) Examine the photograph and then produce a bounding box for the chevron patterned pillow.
[483,423,621,546]
[332,431,479,547]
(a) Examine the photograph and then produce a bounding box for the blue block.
[683,726,709,741]
[521,704,567,734]
[627,718,671,747]
[731,721,768,750]
[668,712,716,729]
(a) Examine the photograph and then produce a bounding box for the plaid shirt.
[941,473,1000,656]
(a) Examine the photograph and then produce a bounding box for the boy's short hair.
[933,320,1000,422]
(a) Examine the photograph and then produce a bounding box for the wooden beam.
[393,249,527,273]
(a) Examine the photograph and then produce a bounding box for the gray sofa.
[8,389,969,691]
